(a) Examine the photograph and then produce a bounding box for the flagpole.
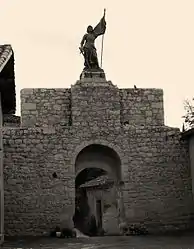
[100,34,104,68]
[100,8,106,68]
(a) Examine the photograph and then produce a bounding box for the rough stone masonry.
[2,77,194,236]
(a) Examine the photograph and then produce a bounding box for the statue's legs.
[83,49,91,69]
[83,47,100,70]
[91,49,99,69]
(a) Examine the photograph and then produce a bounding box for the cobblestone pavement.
[2,235,194,249]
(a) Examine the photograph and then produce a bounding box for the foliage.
[182,99,194,130]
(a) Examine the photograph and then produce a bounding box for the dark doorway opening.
[96,200,102,230]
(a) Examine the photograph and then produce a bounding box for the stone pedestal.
[80,68,106,80]
[71,75,121,129]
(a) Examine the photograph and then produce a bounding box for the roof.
[0,45,13,72]
[79,175,114,188]
[0,44,16,114]
[181,128,194,138]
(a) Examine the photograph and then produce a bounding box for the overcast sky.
[0,0,194,128]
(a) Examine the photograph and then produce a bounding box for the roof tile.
[0,44,13,73]
[80,175,114,188]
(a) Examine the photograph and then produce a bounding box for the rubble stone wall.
[3,127,74,236]
[71,81,120,128]
[121,126,193,232]
[120,88,164,127]
[2,79,194,235]
[20,84,164,129]
[20,89,71,127]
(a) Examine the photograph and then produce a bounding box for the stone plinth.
[80,68,106,80]
[71,78,121,129]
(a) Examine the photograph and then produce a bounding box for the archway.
[75,144,121,180]
[73,144,122,236]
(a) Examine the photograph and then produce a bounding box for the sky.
[0,0,194,128]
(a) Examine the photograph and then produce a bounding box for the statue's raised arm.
[93,9,106,38]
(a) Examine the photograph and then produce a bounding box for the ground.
[2,235,194,249]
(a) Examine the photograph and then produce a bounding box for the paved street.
[2,235,194,249]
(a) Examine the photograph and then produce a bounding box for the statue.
[79,9,106,74]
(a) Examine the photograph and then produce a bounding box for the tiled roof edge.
[0,45,13,74]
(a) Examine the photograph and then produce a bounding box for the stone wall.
[3,127,74,236]
[71,81,120,128]
[21,89,71,127]
[70,123,194,233]
[2,79,194,235]
[120,88,164,127]
[122,125,193,232]
[21,84,164,129]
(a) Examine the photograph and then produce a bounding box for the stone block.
[20,88,34,95]
[22,103,36,110]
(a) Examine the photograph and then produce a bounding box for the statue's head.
[87,25,93,33]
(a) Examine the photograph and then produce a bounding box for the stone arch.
[72,139,124,181]
[72,140,123,181]
[73,141,125,235]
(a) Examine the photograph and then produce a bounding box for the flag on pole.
[93,9,106,36]
[93,9,106,68]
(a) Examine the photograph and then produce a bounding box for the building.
[79,175,120,235]
[1,45,194,236]
[0,44,16,243]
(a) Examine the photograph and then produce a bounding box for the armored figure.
[80,9,106,70]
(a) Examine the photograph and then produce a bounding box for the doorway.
[73,167,106,235]
[74,144,122,235]
[96,200,102,229]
